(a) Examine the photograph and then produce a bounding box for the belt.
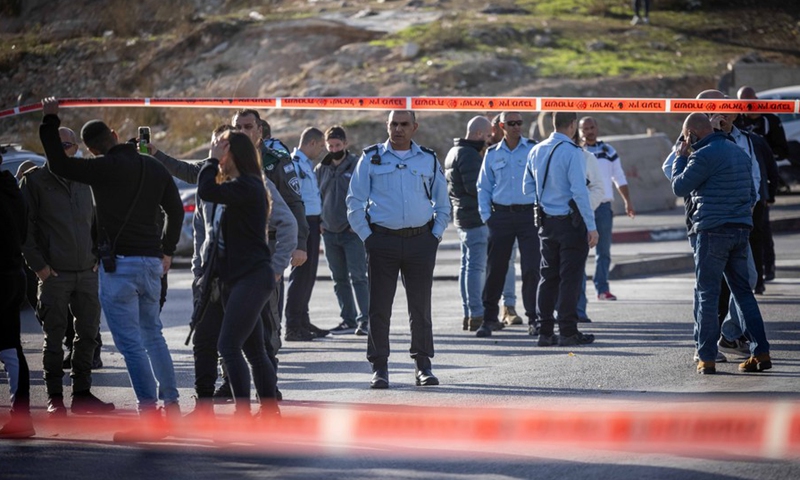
[543,213,570,220]
[491,203,534,213]
[370,223,431,238]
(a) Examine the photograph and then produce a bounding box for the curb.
[608,253,694,280]
[612,215,800,244]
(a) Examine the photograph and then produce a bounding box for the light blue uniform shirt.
[662,127,761,202]
[291,148,322,216]
[523,132,596,231]
[346,140,450,241]
[477,137,537,223]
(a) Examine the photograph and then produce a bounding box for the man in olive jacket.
[20,126,113,416]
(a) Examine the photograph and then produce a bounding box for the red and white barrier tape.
[1,96,798,119]
[21,401,800,459]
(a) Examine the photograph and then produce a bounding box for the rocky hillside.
[1,0,798,158]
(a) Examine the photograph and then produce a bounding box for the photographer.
[38,98,183,430]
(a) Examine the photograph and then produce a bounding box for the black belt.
[544,213,570,220]
[370,223,431,238]
[491,203,534,213]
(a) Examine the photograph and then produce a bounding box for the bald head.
[466,116,492,142]
[696,89,725,100]
[683,113,713,143]
[59,127,79,156]
[737,86,757,100]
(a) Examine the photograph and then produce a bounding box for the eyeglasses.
[61,142,76,149]
[504,121,523,127]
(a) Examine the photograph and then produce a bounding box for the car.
[174,184,197,257]
[0,144,46,177]
[755,85,800,142]
[755,86,800,192]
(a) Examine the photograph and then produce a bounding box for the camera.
[97,239,116,273]
[138,126,151,154]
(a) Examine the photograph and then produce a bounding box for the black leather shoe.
[415,368,439,386]
[476,320,504,338]
[370,366,389,389]
[558,331,595,346]
[307,323,330,338]
[537,333,558,347]
[71,390,115,415]
[285,327,315,342]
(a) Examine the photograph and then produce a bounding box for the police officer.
[476,112,539,338]
[346,110,450,389]
[285,127,329,341]
[523,112,598,347]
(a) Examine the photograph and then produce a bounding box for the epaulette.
[420,145,438,159]
[362,143,381,155]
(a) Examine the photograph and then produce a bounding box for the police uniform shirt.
[346,140,450,242]
[476,137,537,223]
[585,141,628,204]
[291,148,322,216]
[523,132,596,231]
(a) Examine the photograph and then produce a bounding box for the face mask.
[329,150,346,161]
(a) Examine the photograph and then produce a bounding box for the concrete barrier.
[597,133,677,215]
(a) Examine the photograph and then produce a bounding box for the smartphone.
[138,126,151,154]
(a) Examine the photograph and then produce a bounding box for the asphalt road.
[2,234,800,479]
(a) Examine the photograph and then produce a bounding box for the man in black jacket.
[39,98,184,425]
[445,116,493,332]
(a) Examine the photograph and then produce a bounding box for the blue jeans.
[99,256,178,412]
[721,244,758,341]
[458,225,488,318]
[577,273,589,319]
[593,202,613,295]
[322,230,369,327]
[503,239,517,307]
[692,227,770,361]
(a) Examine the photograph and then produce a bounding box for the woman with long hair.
[197,129,278,418]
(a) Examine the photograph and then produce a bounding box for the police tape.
[26,401,800,458]
[1,96,799,118]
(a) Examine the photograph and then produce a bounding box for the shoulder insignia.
[420,145,438,158]
[283,163,294,174]
[288,176,301,195]
[363,143,380,155]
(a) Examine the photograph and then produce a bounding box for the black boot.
[414,357,439,386]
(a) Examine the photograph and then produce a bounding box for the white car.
[0,144,46,176]
[755,85,800,142]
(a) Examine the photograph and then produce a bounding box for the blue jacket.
[672,132,755,234]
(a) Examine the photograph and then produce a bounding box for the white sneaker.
[631,15,640,25]
[694,350,727,363]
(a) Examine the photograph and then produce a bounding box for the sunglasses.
[504,120,523,127]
